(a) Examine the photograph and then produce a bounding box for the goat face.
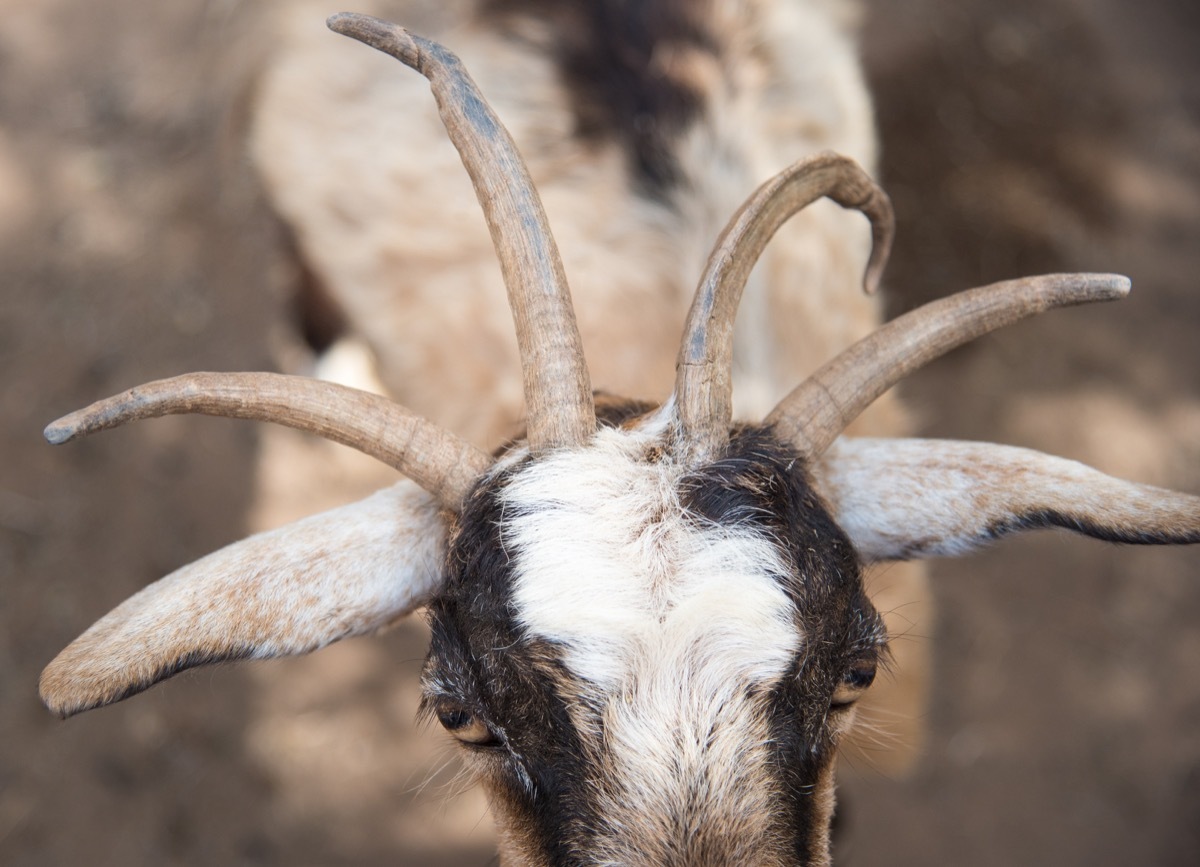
[39,14,1200,867]
[429,410,881,864]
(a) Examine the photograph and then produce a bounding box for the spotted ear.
[813,438,1200,562]
[40,482,447,718]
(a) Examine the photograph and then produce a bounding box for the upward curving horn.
[674,153,894,464]
[327,12,595,451]
[768,273,1132,458]
[45,372,492,509]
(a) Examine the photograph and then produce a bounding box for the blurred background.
[1,0,1197,864]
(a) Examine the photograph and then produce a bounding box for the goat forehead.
[430,419,868,861]
[480,421,854,862]
[501,422,802,691]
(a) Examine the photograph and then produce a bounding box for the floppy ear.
[40,481,447,718]
[814,437,1200,562]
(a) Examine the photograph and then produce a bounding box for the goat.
[249,0,930,778]
[39,8,1200,867]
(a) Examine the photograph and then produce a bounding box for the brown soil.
[2,1,1197,865]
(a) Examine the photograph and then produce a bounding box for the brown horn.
[767,273,1132,458]
[674,152,893,464]
[327,13,595,451]
[44,372,491,509]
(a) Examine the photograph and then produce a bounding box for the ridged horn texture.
[767,273,1132,457]
[44,372,491,509]
[327,12,596,451]
[674,153,894,464]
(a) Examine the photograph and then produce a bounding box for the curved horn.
[674,152,893,464]
[45,372,491,509]
[327,13,595,451]
[767,273,1131,458]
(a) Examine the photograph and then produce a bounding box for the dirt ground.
[2,1,1198,865]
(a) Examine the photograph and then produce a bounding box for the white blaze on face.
[502,415,803,857]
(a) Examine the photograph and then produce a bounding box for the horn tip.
[862,267,883,296]
[326,12,389,43]
[1100,273,1133,298]
[1070,272,1130,304]
[325,11,365,34]
[44,416,80,445]
[326,12,419,68]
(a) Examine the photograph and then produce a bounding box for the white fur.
[503,417,802,855]
[505,416,799,690]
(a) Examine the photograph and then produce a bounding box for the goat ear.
[40,482,447,718]
[813,438,1200,562]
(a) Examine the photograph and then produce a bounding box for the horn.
[674,152,893,463]
[327,13,595,450]
[767,273,1131,457]
[45,372,491,509]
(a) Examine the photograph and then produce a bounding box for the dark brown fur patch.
[592,392,659,429]
[988,509,1200,546]
[428,466,598,865]
[678,427,888,864]
[479,0,720,194]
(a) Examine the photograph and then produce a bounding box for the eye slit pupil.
[435,706,499,746]
[437,709,474,731]
[830,660,879,710]
[845,661,877,691]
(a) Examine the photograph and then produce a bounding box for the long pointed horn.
[45,372,491,509]
[327,13,595,451]
[767,273,1131,458]
[674,152,893,464]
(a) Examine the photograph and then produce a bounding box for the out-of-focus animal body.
[255,0,886,440]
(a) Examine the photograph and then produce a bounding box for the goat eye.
[437,707,499,746]
[830,660,877,709]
